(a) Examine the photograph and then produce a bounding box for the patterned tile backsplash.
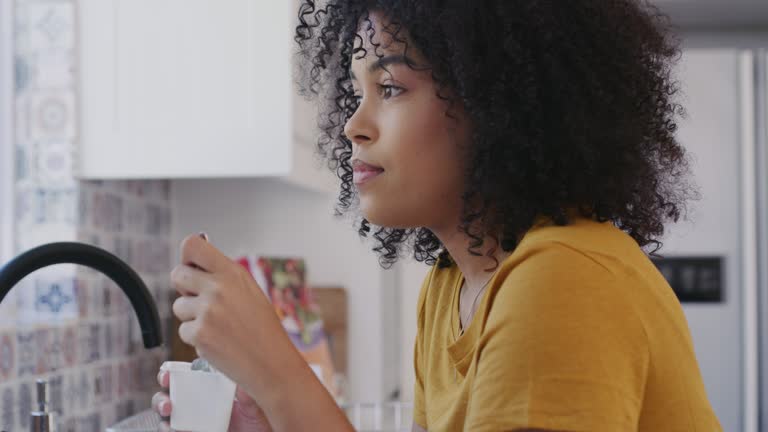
[2,1,174,430]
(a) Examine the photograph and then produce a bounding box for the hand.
[152,366,274,432]
[170,234,301,407]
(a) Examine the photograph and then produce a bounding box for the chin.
[359,195,420,229]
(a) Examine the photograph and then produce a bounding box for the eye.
[379,84,405,99]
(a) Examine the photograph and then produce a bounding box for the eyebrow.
[349,54,417,81]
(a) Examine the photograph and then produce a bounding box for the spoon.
[189,232,215,373]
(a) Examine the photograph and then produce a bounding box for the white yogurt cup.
[160,361,236,432]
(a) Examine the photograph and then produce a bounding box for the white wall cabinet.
[76,0,333,193]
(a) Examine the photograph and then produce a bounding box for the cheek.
[389,105,465,187]
[358,94,469,227]
[381,106,466,210]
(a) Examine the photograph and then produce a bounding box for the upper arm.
[413,268,433,429]
[464,244,649,431]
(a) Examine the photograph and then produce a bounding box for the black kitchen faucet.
[0,241,163,348]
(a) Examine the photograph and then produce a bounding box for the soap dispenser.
[30,379,55,432]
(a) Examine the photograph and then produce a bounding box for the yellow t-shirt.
[413,217,722,431]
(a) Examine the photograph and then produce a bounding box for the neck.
[431,223,510,294]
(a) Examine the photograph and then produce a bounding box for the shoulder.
[417,261,460,320]
[485,221,649,339]
[495,238,620,308]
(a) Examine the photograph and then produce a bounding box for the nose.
[343,100,378,146]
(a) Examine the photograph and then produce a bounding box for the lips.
[352,159,384,186]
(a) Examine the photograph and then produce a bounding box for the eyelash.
[353,84,405,103]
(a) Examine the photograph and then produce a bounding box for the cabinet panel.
[77,0,292,178]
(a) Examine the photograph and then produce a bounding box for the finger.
[178,320,200,346]
[157,370,169,388]
[179,233,230,273]
[152,392,171,416]
[170,264,214,296]
[234,387,264,417]
[172,295,203,322]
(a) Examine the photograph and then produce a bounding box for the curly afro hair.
[294,0,695,269]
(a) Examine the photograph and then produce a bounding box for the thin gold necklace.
[458,271,495,336]
[453,272,495,382]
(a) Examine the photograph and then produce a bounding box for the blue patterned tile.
[36,279,74,313]
[0,299,17,330]
[114,318,128,358]
[135,240,171,273]
[129,358,141,393]
[27,2,75,51]
[145,205,165,235]
[78,412,101,432]
[1,384,14,430]
[95,365,113,404]
[58,417,76,432]
[14,55,31,92]
[16,331,35,377]
[0,333,15,380]
[123,201,146,235]
[78,323,100,364]
[63,372,78,415]
[117,362,129,398]
[61,325,77,367]
[114,399,135,423]
[29,90,76,141]
[46,188,77,224]
[36,139,73,185]
[14,186,35,223]
[16,271,78,324]
[77,189,90,227]
[32,48,75,89]
[14,93,32,143]
[34,328,50,374]
[18,381,32,430]
[163,316,174,351]
[47,327,64,372]
[49,374,63,415]
[74,277,89,318]
[86,278,102,317]
[16,187,77,225]
[125,320,141,356]
[113,236,133,265]
[103,321,114,359]
[93,192,123,232]
[77,370,91,411]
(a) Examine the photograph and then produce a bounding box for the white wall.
[171,177,386,402]
[398,258,429,402]
[0,0,13,264]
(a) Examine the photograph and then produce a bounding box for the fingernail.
[159,400,169,415]
[198,232,209,241]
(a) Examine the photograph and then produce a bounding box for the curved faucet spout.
[0,242,163,349]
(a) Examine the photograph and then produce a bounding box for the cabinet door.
[77,0,292,178]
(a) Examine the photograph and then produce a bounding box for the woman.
[153,1,722,430]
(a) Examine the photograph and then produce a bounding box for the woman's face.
[344,11,470,231]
